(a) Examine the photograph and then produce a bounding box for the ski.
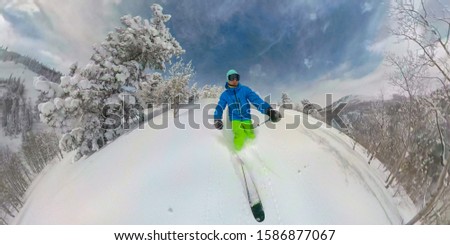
[234,154,265,222]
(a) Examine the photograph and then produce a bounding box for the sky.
[1,0,445,104]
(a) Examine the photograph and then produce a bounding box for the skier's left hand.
[266,107,282,123]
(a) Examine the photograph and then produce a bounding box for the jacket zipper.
[233,90,243,119]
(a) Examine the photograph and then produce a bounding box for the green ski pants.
[232,120,255,151]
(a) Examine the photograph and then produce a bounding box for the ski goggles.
[228,74,240,81]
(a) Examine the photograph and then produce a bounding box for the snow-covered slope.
[0,61,42,149]
[330,94,378,110]
[12,99,416,224]
[0,61,41,105]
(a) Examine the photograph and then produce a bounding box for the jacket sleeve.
[214,93,228,120]
[246,87,271,115]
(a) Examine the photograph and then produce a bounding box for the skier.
[214,69,282,151]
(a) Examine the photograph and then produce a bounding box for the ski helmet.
[226,69,238,78]
[226,69,239,81]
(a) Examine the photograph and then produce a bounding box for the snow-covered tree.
[293,102,303,112]
[21,131,62,174]
[0,76,33,136]
[199,84,224,99]
[68,62,78,76]
[34,76,65,104]
[280,92,293,109]
[157,59,194,117]
[386,0,450,224]
[189,82,200,103]
[36,4,184,161]
[301,99,314,114]
[136,72,164,107]
[0,147,30,222]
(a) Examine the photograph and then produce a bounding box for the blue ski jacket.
[214,82,271,121]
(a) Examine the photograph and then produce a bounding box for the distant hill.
[0,46,62,84]
[0,47,63,149]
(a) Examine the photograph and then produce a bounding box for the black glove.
[214,119,223,130]
[265,107,282,123]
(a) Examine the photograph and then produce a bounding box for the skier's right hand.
[214,119,223,130]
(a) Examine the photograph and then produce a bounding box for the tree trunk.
[173,96,180,118]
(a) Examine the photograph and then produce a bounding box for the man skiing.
[214,69,282,151]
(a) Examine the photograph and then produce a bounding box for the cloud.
[366,36,395,55]
[248,64,267,82]
[39,49,65,67]
[361,2,373,14]
[104,0,122,4]
[304,58,313,69]
[281,62,393,106]
[1,0,125,72]
[0,14,17,45]
[257,30,285,57]
[4,0,40,16]
[322,22,330,33]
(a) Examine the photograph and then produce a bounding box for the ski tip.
[255,215,265,222]
[251,202,265,222]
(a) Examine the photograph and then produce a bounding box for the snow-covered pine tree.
[293,102,303,112]
[21,131,62,174]
[0,76,33,136]
[0,147,29,218]
[199,84,224,99]
[157,59,194,117]
[189,82,200,103]
[301,99,313,114]
[281,92,293,109]
[211,85,225,98]
[36,4,184,161]
[136,72,164,108]
[68,62,78,76]
[200,85,211,99]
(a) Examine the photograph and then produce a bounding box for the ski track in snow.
[290,112,401,224]
[247,147,282,224]
[311,127,400,223]
[204,155,213,224]
[319,129,401,219]
[231,154,256,224]
[234,155,251,224]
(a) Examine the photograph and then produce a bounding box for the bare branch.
[407,99,449,224]
[421,0,428,19]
